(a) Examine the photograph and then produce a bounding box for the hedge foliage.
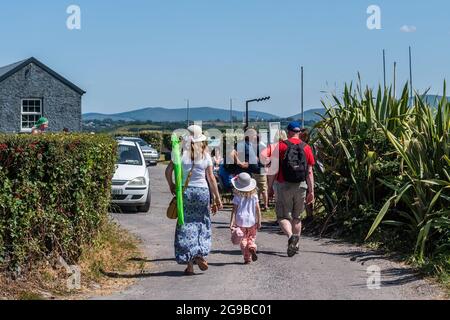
[0,134,117,271]
[114,130,172,152]
[139,131,163,151]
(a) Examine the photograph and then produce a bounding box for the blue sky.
[1,0,449,117]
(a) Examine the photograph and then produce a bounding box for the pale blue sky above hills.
[0,1,449,117]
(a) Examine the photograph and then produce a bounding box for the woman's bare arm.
[206,166,223,211]
[165,161,176,195]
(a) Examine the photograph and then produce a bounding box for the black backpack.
[281,140,307,183]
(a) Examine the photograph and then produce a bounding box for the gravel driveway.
[95,165,445,300]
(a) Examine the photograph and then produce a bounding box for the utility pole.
[186,99,190,127]
[301,66,304,128]
[409,46,413,102]
[383,49,386,89]
[230,98,234,130]
[393,61,397,99]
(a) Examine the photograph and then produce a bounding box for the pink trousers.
[239,225,258,262]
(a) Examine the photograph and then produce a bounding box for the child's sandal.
[249,248,258,262]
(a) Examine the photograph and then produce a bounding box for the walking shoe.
[249,248,258,262]
[287,235,300,257]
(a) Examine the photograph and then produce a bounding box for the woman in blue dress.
[165,125,223,275]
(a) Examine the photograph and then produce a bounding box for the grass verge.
[0,220,149,300]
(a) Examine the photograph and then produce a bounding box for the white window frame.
[21,98,43,133]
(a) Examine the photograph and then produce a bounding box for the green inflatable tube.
[171,134,184,226]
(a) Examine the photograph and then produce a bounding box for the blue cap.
[287,121,302,132]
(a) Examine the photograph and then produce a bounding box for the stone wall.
[0,62,82,133]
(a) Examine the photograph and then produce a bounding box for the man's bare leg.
[263,190,269,209]
[279,219,293,238]
[292,219,302,237]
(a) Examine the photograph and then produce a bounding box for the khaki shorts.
[253,174,268,193]
[275,182,307,221]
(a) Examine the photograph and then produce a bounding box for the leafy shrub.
[313,83,450,263]
[0,134,117,271]
[139,131,162,150]
[162,133,172,152]
[113,131,138,139]
[112,130,172,153]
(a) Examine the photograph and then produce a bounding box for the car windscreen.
[117,145,143,166]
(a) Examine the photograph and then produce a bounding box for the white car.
[111,140,151,212]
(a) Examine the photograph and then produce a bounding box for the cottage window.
[21,99,42,132]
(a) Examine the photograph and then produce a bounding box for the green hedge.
[113,130,172,152]
[0,134,117,271]
[139,131,163,150]
[138,131,173,152]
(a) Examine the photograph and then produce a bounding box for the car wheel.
[138,188,151,213]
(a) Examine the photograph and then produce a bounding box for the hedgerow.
[113,130,172,152]
[0,134,117,272]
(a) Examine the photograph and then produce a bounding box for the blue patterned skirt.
[174,186,212,264]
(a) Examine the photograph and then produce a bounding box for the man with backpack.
[268,121,315,257]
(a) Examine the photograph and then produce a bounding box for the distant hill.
[421,95,449,107]
[83,106,326,123]
[83,93,448,124]
[288,108,326,122]
[84,107,279,122]
[82,113,135,122]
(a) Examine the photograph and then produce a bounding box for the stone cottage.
[0,57,85,133]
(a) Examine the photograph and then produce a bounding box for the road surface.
[95,165,444,300]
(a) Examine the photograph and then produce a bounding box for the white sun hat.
[187,125,207,143]
[231,173,257,193]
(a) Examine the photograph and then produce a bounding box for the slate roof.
[0,57,85,95]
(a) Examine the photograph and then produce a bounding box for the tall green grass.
[314,82,449,271]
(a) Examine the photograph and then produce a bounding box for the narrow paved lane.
[95,165,444,300]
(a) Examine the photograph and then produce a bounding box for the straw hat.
[187,125,207,143]
[231,173,257,192]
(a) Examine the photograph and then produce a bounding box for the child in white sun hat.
[229,173,262,264]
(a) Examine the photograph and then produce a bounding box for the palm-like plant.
[314,84,405,237]
[314,81,449,263]
[366,84,450,261]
